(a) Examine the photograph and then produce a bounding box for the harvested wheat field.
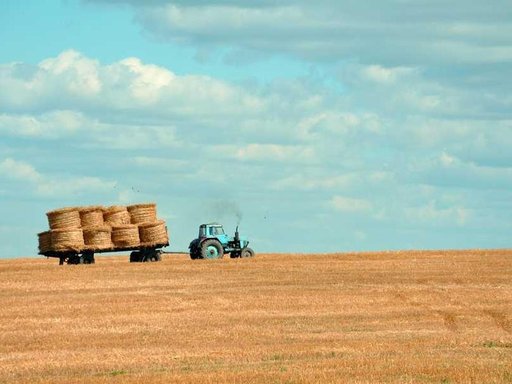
[0,250,511,384]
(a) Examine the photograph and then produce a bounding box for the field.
[0,250,511,383]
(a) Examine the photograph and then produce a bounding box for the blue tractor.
[188,223,255,260]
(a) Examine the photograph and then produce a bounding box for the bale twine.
[138,220,169,246]
[38,231,52,253]
[103,206,131,225]
[111,224,140,248]
[127,203,157,224]
[79,206,104,227]
[51,228,84,252]
[83,226,112,251]
[47,207,81,229]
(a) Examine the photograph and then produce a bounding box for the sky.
[0,0,511,257]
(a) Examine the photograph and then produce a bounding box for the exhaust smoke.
[209,200,243,225]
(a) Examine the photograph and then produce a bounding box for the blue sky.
[1,0,511,257]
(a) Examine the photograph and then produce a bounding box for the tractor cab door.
[209,226,229,246]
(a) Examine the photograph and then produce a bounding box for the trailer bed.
[40,242,169,264]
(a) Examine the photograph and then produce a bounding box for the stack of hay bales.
[45,207,84,252]
[37,202,168,254]
[80,206,113,251]
[127,203,169,247]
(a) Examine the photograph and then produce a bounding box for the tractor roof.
[201,222,223,227]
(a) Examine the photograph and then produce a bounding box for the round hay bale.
[138,220,169,246]
[127,203,157,224]
[51,228,84,252]
[83,225,112,251]
[111,224,140,248]
[38,231,52,253]
[47,207,81,229]
[103,206,131,225]
[79,206,105,227]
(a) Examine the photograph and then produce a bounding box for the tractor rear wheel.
[241,247,255,258]
[190,249,200,260]
[201,239,224,259]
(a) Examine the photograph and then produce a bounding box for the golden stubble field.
[0,250,511,384]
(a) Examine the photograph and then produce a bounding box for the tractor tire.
[241,247,255,258]
[230,252,241,258]
[201,239,224,259]
[190,250,200,260]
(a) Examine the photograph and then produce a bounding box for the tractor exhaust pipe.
[235,225,240,245]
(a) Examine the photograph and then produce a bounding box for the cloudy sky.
[1,0,511,257]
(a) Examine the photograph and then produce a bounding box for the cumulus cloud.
[0,50,263,119]
[89,1,512,67]
[0,158,116,197]
[330,195,372,213]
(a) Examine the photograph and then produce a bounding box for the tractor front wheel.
[241,247,255,258]
[201,239,224,259]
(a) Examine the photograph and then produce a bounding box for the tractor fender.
[199,237,217,246]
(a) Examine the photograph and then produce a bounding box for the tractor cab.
[189,223,254,260]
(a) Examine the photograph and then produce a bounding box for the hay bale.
[51,228,84,252]
[103,206,131,225]
[111,224,140,248]
[83,225,112,251]
[79,206,105,227]
[38,231,52,253]
[138,220,169,246]
[127,203,157,224]
[47,207,81,229]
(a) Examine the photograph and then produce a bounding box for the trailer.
[40,242,169,265]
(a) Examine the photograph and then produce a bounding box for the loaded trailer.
[40,241,169,265]
[38,203,170,265]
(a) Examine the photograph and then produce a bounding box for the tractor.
[188,223,255,260]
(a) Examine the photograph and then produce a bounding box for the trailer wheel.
[82,251,95,264]
[130,251,141,262]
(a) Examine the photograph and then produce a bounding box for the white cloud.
[330,195,372,213]
[0,158,116,197]
[98,1,512,67]
[0,158,42,184]
[0,50,264,118]
[405,201,470,227]
[223,143,315,162]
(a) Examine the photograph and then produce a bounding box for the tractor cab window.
[199,226,206,238]
[210,226,225,236]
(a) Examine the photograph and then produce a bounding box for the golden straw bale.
[127,203,157,224]
[111,224,140,248]
[138,220,169,247]
[38,231,52,253]
[103,206,131,225]
[83,226,112,251]
[46,207,81,229]
[51,228,84,252]
[79,206,105,227]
